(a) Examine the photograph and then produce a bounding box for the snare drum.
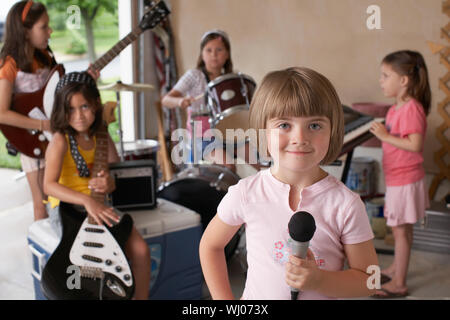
[157,164,242,260]
[116,139,160,162]
[206,73,256,144]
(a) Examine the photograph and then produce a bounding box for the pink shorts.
[20,153,45,173]
[384,178,429,227]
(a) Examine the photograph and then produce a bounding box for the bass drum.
[157,164,242,260]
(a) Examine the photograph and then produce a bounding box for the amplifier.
[109,159,157,210]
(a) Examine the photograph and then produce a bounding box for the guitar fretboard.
[92,26,143,71]
[89,126,109,224]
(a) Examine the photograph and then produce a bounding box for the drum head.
[207,73,256,114]
[158,178,225,228]
[213,109,250,144]
[157,165,241,260]
[207,73,255,144]
[117,139,160,155]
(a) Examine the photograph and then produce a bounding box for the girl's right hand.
[179,96,195,108]
[84,197,120,227]
[285,249,322,292]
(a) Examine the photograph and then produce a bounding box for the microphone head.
[288,211,316,242]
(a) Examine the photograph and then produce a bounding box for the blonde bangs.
[249,67,344,165]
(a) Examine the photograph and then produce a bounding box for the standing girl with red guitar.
[43,72,150,300]
[0,1,55,220]
[0,1,98,221]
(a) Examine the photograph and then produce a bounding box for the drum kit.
[100,72,257,260]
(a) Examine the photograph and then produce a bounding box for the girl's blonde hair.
[249,67,344,165]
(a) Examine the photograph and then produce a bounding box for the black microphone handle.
[290,240,309,300]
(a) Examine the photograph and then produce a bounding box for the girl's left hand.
[285,249,322,291]
[88,170,115,194]
[87,64,100,81]
[370,122,389,141]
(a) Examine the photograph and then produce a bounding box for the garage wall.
[168,0,448,176]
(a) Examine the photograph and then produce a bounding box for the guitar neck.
[89,126,110,224]
[90,0,170,73]
[91,26,143,72]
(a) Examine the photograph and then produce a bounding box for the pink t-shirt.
[382,99,427,186]
[217,169,374,300]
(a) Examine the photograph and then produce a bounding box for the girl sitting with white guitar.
[43,72,150,300]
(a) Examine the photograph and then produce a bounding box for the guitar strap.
[68,128,109,179]
[68,134,91,177]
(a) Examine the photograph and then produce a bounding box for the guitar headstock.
[139,1,170,31]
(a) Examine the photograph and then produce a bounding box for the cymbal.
[98,81,155,92]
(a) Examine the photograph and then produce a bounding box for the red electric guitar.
[0,1,170,159]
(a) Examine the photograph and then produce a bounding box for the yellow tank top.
[48,135,96,208]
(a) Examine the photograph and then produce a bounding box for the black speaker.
[109,159,157,210]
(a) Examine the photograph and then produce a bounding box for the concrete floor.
[1,167,449,300]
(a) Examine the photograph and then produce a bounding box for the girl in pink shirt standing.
[200,67,378,300]
[371,50,430,298]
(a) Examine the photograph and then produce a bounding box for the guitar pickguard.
[70,218,133,288]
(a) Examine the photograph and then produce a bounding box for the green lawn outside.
[49,10,118,56]
[0,133,21,169]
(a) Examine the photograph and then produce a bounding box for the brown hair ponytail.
[382,50,431,115]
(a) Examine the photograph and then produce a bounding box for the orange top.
[0,51,52,84]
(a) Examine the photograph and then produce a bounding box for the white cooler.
[27,198,203,300]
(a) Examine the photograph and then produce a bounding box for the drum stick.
[155,101,173,182]
[193,93,205,101]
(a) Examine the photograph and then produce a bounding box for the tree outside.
[41,0,118,62]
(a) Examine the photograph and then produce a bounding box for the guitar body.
[0,64,64,158]
[41,202,134,300]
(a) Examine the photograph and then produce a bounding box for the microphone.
[288,211,316,300]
